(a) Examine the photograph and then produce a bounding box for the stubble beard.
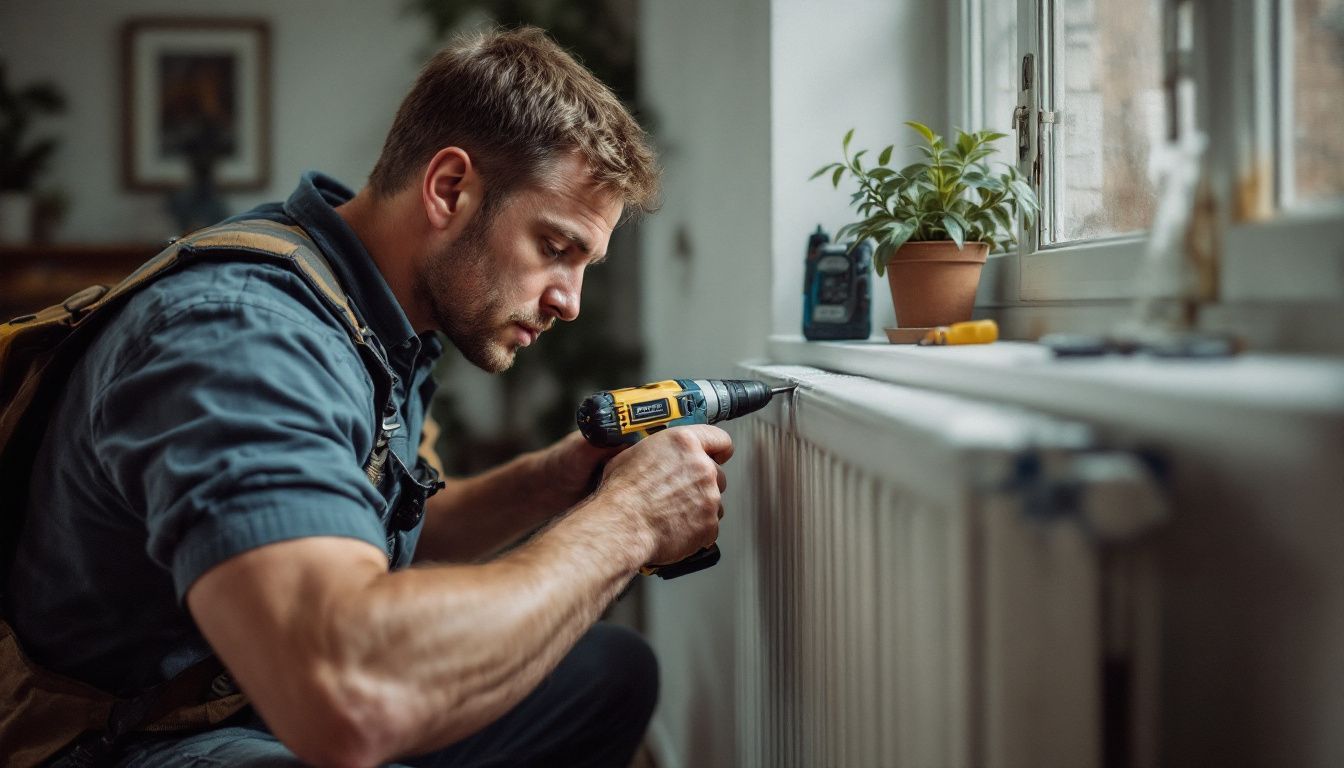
[417,211,535,374]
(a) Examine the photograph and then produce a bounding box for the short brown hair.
[368,26,659,214]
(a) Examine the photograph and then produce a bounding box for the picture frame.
[121,18,271,192]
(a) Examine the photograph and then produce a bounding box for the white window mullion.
[1041,0,1062,247]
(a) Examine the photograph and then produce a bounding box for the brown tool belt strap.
[0,619,111,766]
[1,619,249,766]
[2,218,370,453]
[176,220,365,338]
[66,219,359,346]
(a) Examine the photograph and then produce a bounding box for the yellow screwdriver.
[917,319,999,346]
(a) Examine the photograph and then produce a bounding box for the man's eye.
[544,242,565,259]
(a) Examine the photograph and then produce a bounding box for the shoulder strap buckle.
[61,285,110,323]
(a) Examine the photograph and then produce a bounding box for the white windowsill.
[766,334,1344,456]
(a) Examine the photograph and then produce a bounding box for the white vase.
[0,192,35,244]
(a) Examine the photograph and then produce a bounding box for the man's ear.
[421,147,481,232]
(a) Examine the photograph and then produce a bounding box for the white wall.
[0,0,427,243]
[637,0,773,380]
[770,0,948,338]
[639,1,948,764]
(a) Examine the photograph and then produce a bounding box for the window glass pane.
[1292,0,1344,203]
[1051,0,1163,243]
[982,0,1019,159]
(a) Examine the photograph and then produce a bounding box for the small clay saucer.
[884,327,935,344]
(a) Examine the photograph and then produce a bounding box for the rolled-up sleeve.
[91,294,388,600]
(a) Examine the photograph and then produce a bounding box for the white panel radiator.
[731,364,1166,768]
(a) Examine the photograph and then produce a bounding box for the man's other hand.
[536,430,626,509]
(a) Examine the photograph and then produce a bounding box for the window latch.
[1013,105,1030,161]
[1014,53,1035,163]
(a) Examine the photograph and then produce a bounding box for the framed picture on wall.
[121,18,270,191]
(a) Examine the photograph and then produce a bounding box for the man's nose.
[542,269,582,322]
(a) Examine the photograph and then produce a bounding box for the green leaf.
[878,144,894,166]
[892,218,917,242]
[843,128,855,153]
[941,214,966,249]
[947,210,972,233]
[1009,179,1035,205]
[879,176,906,197]
[831,166,845,188]
[873,242,890,276]
[808,163,838,181]
[867,167,897,180]
[980,131,1008,143]
[906,120,936,145]
[965,146,995,165]
[898,162,929,179]
[990,203,1014,234]
[863,214,887,231]
[959,171,995,192]
[955,130,974,158]
[885,219,917,255]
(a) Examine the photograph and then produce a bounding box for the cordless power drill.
[576,379,795,578]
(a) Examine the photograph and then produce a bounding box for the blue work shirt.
[6,172,443,695]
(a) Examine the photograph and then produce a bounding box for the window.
[963,0,1344,306]
[1045,0,1163,244]
[1283,0,1344,207]
[980,0,1166,249]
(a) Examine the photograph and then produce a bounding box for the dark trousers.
[113,623,659,768]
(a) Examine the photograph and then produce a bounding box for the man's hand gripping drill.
[576,379,795,578]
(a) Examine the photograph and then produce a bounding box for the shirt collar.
[281,171,434,360]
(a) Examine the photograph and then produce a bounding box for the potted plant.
[812,121,1038,329]
[0,61,66,244]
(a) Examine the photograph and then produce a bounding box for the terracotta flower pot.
[885,241,989,328]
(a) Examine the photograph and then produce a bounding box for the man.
[5,27,731,767]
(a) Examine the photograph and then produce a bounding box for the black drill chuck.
[699,379,797,424]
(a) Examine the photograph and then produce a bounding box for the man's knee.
[570,622,659,726]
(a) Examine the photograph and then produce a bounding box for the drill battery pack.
[803,226,871,340]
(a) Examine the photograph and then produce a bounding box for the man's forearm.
[329,497,649,762]
[204,495,651,767]
[414,448,569,563]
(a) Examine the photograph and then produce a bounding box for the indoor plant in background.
[0,62,65,244]
[812,121,1038,330]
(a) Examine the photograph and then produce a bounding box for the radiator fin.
[739,419,974,767]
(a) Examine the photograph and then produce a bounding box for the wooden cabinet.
[0,243,160,320]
